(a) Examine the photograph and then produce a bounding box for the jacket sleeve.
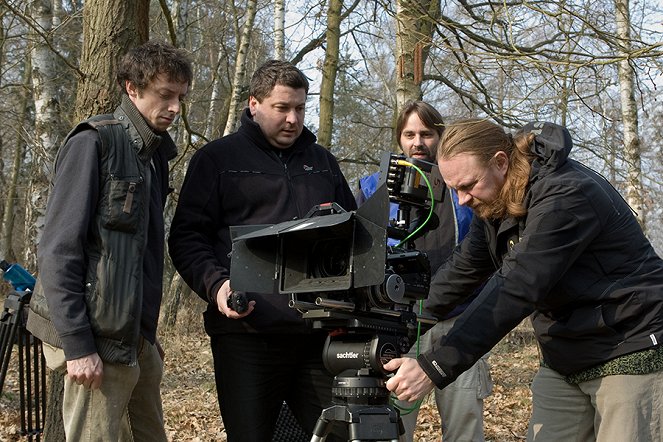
[419,181,602,388]
[168,149,229,305]
[424,216,496,318]
[37,130,100,360]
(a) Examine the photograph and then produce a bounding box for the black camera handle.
[304,202,347,218]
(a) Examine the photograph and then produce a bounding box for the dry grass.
[1,294,538,441]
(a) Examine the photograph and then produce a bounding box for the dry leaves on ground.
[1,301,538,442]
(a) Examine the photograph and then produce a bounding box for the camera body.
[229,152,440,375]
[229,185,429,312]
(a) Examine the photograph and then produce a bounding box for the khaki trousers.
[43,339,167,442]
[528,365,663,442]
[398,317,493,442]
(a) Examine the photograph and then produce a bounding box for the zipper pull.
[123,182,136,213]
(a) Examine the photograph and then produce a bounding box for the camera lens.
[310,239,349,278]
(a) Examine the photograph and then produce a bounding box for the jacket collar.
[117,95,178,162]
[520,121,573,183]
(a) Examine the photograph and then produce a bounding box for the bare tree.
[0,54,31,263]
[274,0,285,59]
[615,0,645,230]
[223,0,258,136]
[317,0,343,148]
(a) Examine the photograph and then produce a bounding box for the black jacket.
[169,109,357,335]
[27,96,174,364]
[418,122,663,388]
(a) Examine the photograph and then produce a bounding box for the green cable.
[389,159,436,415]
[393,160,435,248]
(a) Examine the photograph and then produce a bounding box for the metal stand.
[0,290,46,441]
[310,370,404,442]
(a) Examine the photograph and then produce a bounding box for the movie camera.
[229,152,445,441]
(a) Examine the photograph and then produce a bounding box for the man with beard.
[385,118,663,441]
[357,102,492,442]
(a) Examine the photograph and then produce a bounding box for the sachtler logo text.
[336,352,359,359]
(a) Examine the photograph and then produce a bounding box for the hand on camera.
[384,357,435,402]
[216,279,255,319]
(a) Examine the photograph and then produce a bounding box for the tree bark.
[394,0,439,148]
[224,0,258,136]
[25,0,64,270]
[274,0,285,60]
[74,0,150,122]
[317,0,343,149]
[394,0,439,110]
[614,0,646,231]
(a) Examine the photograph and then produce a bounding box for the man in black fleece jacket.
[169,60,356,441]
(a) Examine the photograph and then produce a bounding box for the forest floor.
[1,294,538,441]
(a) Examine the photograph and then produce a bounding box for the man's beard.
[409,147,433,161]
[471,197,508,220]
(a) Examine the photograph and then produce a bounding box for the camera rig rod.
[288,297,319,311]
[314,297,355,311]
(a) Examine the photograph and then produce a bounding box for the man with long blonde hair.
[357,105,492,442]
[385,119,663,441]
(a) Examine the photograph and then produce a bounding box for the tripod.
[298,310,413,442]
[0,290,46,441]
[311,368,404,442]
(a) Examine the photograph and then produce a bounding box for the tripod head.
[0,260,36,293]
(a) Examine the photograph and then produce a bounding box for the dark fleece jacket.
[169,108,357,335]
[419,122,663,388]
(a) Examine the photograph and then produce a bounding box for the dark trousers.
[210,332,345,441]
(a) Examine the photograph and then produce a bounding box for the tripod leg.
[33,335,46,441]
[397,415,406,442]
[310,415,333,442]
[0,308,21,393]
[18,321,28,437]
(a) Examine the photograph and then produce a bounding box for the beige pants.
[398,317,493,442]
[43,339,167,442]
[528,366,663,442]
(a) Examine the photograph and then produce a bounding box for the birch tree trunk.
[223,0,258,136]
[0,9,5,228]
[1,57,31,263]
[317,0,342,149]
[25,0,63,269]
[29,2,62,437]
[274,0,285,60]
[205,49,231,140]
[614,0,646,231]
